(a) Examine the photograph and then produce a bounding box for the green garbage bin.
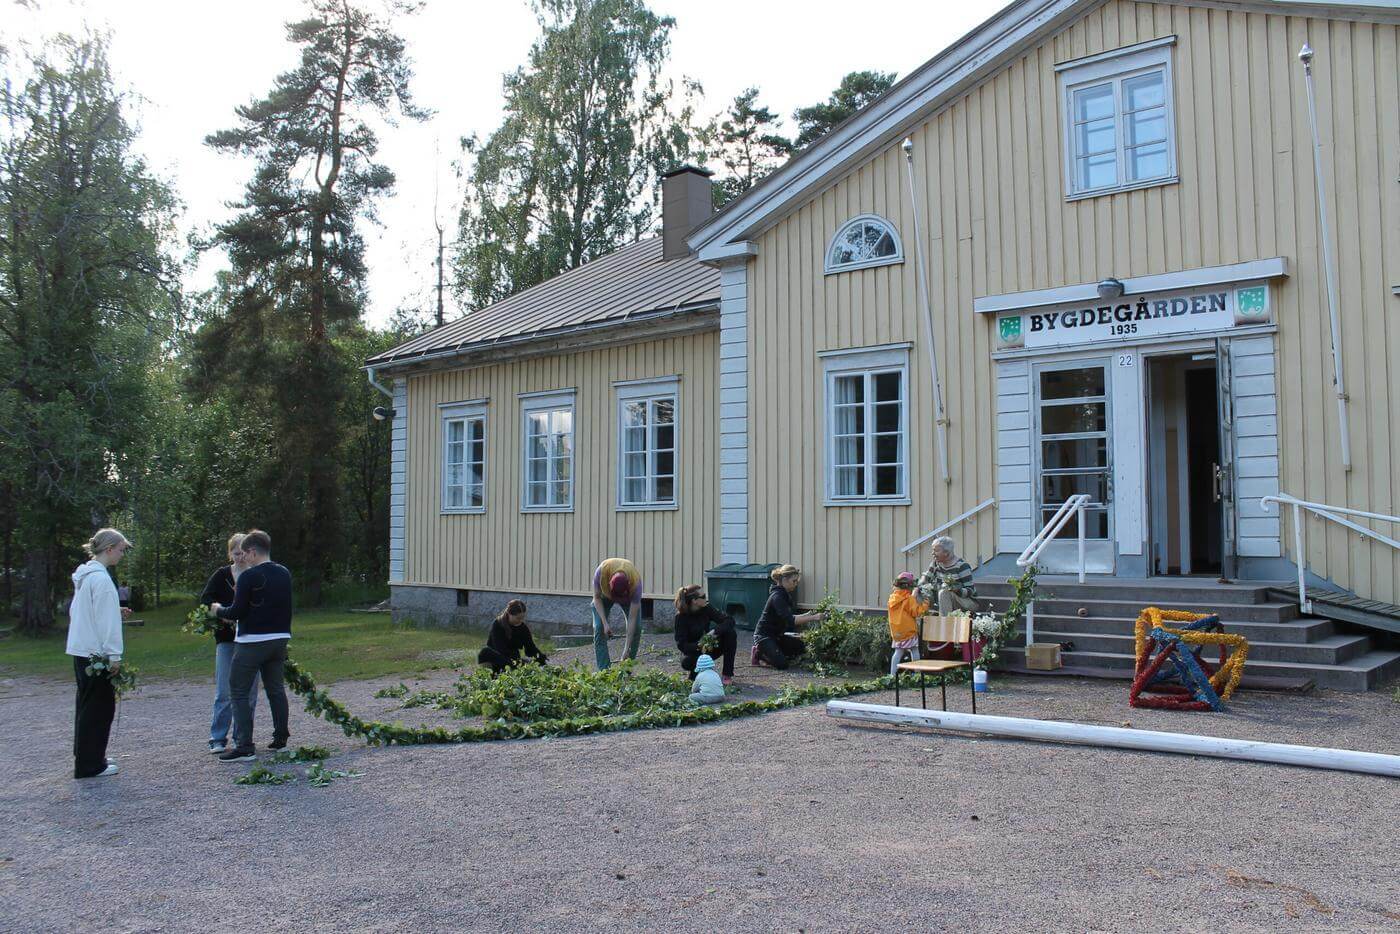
[704,562,780,631]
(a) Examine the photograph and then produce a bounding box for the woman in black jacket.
[477,600,548,675]
[673,585,737,684]
[752,564,825,670]
[200,533,256,754]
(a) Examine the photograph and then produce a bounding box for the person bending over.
[673,585,737,685]
[477,600,547,675]
[591,557,643,670]
[209,529,292,762]
[752,565,824,670]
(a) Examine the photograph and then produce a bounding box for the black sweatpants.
[477,646,545,675]
[681,624,738,679]
[756,634,805,670]
[230,639,290,753]
[72,655,116,778]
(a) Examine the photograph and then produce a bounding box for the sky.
[5,0,1002,326]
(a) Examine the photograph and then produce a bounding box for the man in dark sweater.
[208,529,293,762]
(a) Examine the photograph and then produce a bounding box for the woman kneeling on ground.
[673,585,737,685]
[752,564,824,670]
[477,600,548,675]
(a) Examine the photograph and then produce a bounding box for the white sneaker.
[96,763,119,777]
[208,743,226,755]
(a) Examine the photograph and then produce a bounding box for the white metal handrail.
[1016,494,1092,647]
[1260,493,1400,614]
[901,498,997,554]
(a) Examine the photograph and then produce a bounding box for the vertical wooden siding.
[748,0,1400,606]
[402,331,721,598]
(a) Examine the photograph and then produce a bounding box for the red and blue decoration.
[1130,608,1249,711]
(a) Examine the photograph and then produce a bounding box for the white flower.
[971,613,1004,639]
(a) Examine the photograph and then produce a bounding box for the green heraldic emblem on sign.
[998,314,1023,347]
[1236,286,1267,317]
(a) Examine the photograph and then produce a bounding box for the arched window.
[825,214,903,274]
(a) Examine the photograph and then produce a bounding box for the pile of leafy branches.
[266,745,332,764]
[451,661,693,722]
[373,683,409,699]
[283,658,909,746]
[800,593,892,673]
[235,765,296,786]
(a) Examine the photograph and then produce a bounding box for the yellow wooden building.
[368,0,1399,686]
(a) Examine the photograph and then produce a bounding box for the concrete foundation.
[390,584,675,636]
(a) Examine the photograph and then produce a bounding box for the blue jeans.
[592,599,642,670]
[210,641,258,745]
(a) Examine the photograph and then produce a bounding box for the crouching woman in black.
[753,564,825,670]
[673,585,737,684]
[477,600,548,675]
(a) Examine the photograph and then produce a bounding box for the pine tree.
[453,0,702,309]
[196,0,424,601]
[711,87,792,207]
[793,70,897,148]
[0,36,180,632]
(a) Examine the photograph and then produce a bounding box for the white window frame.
[519,389,576,514]
[820,343,912,506]
[615,376,680,511]
[440,399,487,515]
[824,214,904,275]
[1058,36,1178,200]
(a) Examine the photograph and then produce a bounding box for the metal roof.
[367,236,719,367]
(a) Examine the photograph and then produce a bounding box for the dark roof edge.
[363,300,720,374]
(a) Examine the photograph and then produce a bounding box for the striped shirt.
[918,556,976,601]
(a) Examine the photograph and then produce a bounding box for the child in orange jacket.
[887,572,930,677]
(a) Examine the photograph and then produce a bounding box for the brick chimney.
[661,165,714,261]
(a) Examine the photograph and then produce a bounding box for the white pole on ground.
[825,701,1400,778]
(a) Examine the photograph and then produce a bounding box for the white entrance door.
[1033,360,1115,573]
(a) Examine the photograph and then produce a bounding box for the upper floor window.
[441,400,486,514]
[1058,36,1177,199]
[520,390,574,512]
[615,377,679,510]
[825,214,903,274]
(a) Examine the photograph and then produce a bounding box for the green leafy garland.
[85,654,139,697]
[283,658,914,746]
[182,604,218,636]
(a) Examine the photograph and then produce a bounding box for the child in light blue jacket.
[688,654,725,705]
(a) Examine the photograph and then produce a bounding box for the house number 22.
[1117,354,1134,367]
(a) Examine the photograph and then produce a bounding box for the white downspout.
[1298,43,1352,472]
[365,366,394,400]
[900,137,951,484]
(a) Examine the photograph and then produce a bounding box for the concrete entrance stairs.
[978,576,1400,692]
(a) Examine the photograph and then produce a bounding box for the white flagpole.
[1298,43,1352,472]
[901,137,951,485]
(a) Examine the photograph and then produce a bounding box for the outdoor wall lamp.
[372,406,396,421]
[1096,277,1125,299]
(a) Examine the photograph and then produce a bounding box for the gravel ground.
[2,632,1397,933]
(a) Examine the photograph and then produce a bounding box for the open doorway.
[1147,354,1222,575]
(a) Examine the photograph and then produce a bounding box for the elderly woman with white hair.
[916,535,979,616]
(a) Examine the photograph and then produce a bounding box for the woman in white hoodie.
[67,528,131,779]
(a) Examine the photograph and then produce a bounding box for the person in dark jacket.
[199,533,257,754]
[208,529,293,762]
[673,585,737,684]
[477,600,548,675]
[752,564,825,670]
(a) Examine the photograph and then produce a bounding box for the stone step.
[981,595,1299,624]
[978,578,1275,605]
[1010,612,1335,644]
[999,646,1400,692]
[1012,629,1373,665]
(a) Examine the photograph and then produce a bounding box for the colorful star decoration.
[1130,607,1249,711]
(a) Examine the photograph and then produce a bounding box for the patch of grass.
[0,604,538,683]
